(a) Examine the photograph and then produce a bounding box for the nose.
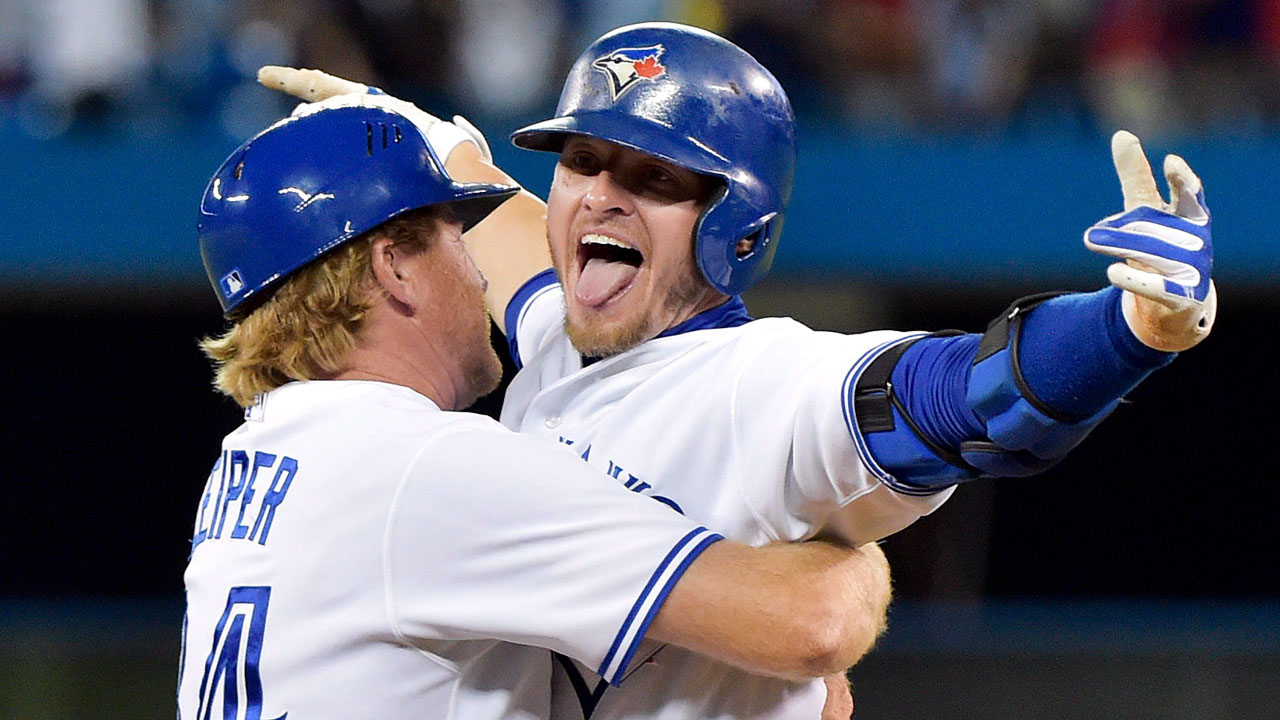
[582,170,634,215]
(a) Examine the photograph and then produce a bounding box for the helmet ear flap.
[733,212,779,261]
[696,195,783,294]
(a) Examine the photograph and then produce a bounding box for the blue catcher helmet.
[511,22,797,296]
[199,101,518,315]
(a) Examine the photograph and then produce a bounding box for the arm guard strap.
[852,331,978,493]
[852,292,1126,490]
[960,292,1119,476]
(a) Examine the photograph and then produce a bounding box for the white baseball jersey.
[179,380,722,720]
[501,274,954,720]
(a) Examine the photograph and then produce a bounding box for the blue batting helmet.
[511,22,797,295]
[199,101,518,315]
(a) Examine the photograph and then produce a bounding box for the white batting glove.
[257,65,492,162]
[1083,130,1217,352]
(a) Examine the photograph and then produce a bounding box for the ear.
[370,237,417,311]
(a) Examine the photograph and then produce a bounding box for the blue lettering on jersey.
[556,437,683,514]
[215,451,251,539]
[210,452,230,539]
[191,455,222,555]
[251,456,297,545]
[192,450,298,552]
[195,586,286,720]
[231,453,275,539]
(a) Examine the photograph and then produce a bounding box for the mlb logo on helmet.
[220,269,244,299]
[591,45,666,100]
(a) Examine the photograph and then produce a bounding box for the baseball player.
[179,99,895,719]
[259,20,1216,720]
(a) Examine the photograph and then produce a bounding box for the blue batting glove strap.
[1084,196,1213,305]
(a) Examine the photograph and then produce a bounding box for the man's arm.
[258,66,552,330]
[396,425,891,686]
[444,142,552,328]
[724,131,1214,548]
[849,130,1214,488]
[650,539,891,681]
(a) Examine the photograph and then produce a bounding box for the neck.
[331,309,460,410]
[686,291,732,320]
[660,289,732,334]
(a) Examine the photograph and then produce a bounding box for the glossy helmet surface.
[199,101,517,315]
[512,22,796,295]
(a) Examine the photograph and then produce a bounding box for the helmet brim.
[447,182,521,232]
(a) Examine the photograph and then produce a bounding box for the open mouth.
[574,233,644,308]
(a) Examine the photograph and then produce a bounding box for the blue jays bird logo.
[592,45,666,100]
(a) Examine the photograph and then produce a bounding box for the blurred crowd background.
[3,2,1278,718]
[5,0,1280,141]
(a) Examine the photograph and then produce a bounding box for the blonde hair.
[200,209,438,407]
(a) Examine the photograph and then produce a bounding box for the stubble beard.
[458,283,503,407]
[563,262,710,359]
[459,340,502,408]
[440,260,503,409]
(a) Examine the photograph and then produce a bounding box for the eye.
[562,149,602,175]
[643,165,677,186]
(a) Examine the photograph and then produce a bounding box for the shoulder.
[504,270,567,369]
[403,411,581,479]
[738,319,922,355]
[505,270,561,334]
[716,323,927,399]
[647,317,808,356]
[690,317,906,360]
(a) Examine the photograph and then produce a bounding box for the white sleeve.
[731,325,954,545]
[503,269,565,370]
[384,423,722,686]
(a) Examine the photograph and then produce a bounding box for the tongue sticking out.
[576,257,639,308]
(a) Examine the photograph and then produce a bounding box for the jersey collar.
[581,296,752,367]
[656,296,752,339]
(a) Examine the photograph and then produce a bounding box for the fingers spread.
[1111,130,1161,211]
[1163,154,1207,223]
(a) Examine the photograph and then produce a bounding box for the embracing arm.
[445,143,552,327]
[650,539,891,681]
[395,424,891,687]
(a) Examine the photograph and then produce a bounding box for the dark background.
[3,284,1272,602]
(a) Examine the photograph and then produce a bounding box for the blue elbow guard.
[961,293,1119,476]
[853,333,978,492]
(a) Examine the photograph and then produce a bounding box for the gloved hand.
[1084,130,1216,352]
[257,65,492,162]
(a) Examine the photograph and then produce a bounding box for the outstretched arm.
[740,131,1216,549]
[258,66,552,331]
[847,130,1215,492]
